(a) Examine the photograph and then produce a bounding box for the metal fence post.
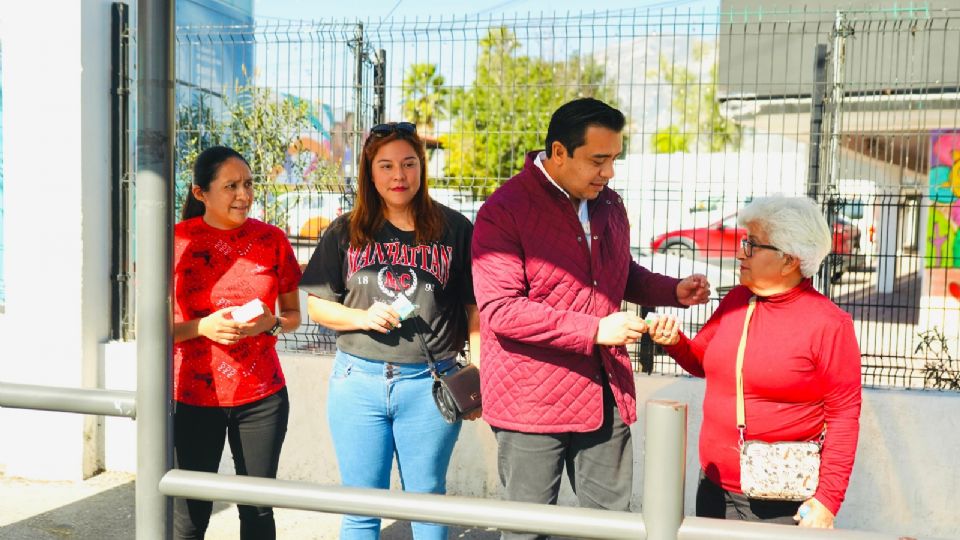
[373,48,387,125]
[111,2,134,341]
[136,0,175,538]
[352,22,365,174]
[821,10,852,298]
[806,43,828,203]
[643,400,687,540]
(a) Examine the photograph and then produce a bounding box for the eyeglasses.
[369,122,417,138]
[740,237,782,257]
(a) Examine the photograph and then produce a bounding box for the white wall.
[0,0,113,479]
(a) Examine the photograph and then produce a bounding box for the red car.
[649,214,861,282]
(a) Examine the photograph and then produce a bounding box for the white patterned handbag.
[735,297,824,501]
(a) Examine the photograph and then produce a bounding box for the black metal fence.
[154,7,960,390]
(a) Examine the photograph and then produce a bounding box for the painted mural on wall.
[927,131,960,269]
[925,131,960,306]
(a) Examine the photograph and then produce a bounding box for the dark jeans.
[696,472,801,525]
[493,382,632,540]
[173,388,289,540]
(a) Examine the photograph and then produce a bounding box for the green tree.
[441,27,618,195]
[402,63,449,135]
[650,42,740,153]
[651,125,691,153]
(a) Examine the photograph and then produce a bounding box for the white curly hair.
[737,196,832,278]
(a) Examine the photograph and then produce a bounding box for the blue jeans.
[328,349,462,540]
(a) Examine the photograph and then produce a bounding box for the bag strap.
[409,308,440,377]
[735,296,827,447]
[735,296,757,447]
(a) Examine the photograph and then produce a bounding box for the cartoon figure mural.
[274,96,355,186]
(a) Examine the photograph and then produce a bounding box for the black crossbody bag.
[386,259,481,423]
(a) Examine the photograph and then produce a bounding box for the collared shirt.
[534,151,591,250]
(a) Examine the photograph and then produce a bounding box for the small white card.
[390,294,416,321]
[231,298,264,323]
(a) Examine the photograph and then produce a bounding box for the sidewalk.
[0,472,499,539]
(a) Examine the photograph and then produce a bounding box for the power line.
[384,0,404,19]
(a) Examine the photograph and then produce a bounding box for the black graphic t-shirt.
[300,204,475,363]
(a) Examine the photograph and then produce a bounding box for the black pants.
[492,382,632,540]
[173,388,289,540]
[696,472,801,525]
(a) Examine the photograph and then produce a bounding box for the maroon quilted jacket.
[472,151,683,432]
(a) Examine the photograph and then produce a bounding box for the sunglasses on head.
[370,122,417,138]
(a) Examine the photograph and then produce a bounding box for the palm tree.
[402,63,448,135]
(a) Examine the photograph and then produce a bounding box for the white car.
[252,190,351,240]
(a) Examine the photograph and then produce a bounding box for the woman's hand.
[237,301,276,337]
[198,306,243,346]
[359,302,402,334]
[648,315,681,346]
[795,497,835,528]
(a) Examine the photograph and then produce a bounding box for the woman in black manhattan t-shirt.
[300,122,480,540]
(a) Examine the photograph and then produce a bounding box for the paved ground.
[0,472,499,539]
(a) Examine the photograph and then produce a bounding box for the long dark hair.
[349,127,443,248]
[181,146,250,220]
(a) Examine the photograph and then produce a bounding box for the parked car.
[649,212,861,282]
[252,190,351,240]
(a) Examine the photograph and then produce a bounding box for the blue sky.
[254,0,719,21]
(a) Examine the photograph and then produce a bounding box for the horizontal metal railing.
[0,382,136,418]
[156,470,904,540]
[159,469,647,539]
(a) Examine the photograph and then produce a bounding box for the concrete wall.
[0,1,114,480]
[208,353,960,539]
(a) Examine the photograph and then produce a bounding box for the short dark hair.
[545,98,625,158]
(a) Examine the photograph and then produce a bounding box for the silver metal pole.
[643,400,687,540]
[678,516,902,540]
[353,22,364,174]
[136,0,175,538]
[159,470,647,539]
[0,383,135,418]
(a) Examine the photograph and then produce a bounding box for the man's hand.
[596,312,647,346]
[676,274,711,306]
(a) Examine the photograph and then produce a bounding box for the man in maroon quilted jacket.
[472,97,710,537]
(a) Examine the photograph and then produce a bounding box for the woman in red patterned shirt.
[172,146,302,539]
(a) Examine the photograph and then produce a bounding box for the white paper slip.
[390,294,416,322]
[232,298,265,323]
